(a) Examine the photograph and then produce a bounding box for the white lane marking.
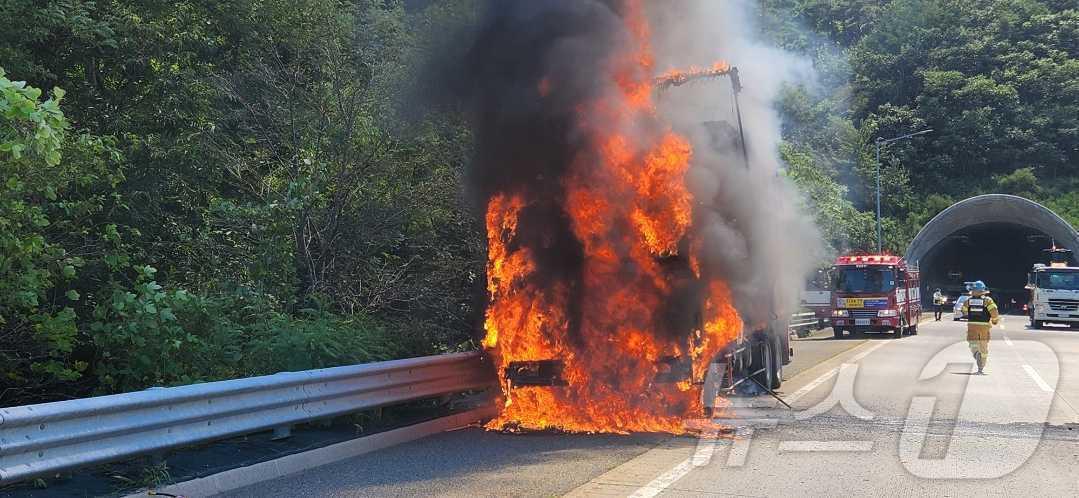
[690,427,720,467]
[784,368,838,405]
[1004,336,1013,346]
[629,425,755,497]
[1023,364,1054,393]
[785,340,888,405]
[777,441,874,452]
[628,459,693,498]
[725,427,753,467]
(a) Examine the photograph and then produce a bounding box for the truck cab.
[801,268,833,327]
[1027,248,1079,329]
[829,255,921,338]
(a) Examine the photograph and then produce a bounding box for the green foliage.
[90,269,403,392]
[995,167,1042,198]
[765,0,1077,256]
[1,69,123,402]
[1,0,480,405]
[781,142,875,256]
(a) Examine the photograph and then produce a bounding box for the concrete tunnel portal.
[905,194,1079,311]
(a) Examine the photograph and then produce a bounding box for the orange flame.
[482,0,741,434]
[655,61,733,89]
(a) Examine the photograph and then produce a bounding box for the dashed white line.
[1023,364,1054,392]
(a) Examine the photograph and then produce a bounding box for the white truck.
[1027,248,1079,329]
[800,268,832,328]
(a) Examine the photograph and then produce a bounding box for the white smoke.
[648,0,826,323]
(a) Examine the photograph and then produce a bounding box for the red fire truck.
[829,255,921,339]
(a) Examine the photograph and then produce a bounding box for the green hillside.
[1,0,1075,405]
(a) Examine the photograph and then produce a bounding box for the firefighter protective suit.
[962,282,999,374]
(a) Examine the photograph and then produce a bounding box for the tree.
[995,167,1042,199]
[1,68,124,404]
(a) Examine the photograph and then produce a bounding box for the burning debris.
[654,62,736,91]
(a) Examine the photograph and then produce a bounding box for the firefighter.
[933,288,946,321]
[962,281,999,375]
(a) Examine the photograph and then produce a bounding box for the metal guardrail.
[0,352,493,485]
[3,311,830,486]
[789,311,820,328]
[790,311,824,337]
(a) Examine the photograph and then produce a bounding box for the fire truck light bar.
[836,255,901,265]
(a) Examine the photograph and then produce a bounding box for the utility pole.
[875,129,933,253]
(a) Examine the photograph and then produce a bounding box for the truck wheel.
[909,325,918,336]
[749,339,775,392]
[770,338,783,389]
[833,328,844,339]
[1033,320,1044,330]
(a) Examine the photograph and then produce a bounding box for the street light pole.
[874,129,933,253]
[876,138,883,254]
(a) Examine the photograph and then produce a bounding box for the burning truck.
[461,0,803,434]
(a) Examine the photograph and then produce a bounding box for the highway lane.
[571,314,1079,497]
[227,315,1079,497]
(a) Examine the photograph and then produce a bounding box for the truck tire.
[833,328,844,339]
[909,324,918,335]
[749,338,776,392]
[1033,320,1044,330]
[771,338,783,389]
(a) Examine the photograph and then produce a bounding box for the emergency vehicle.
[829,255,921,338]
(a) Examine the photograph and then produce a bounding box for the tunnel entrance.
[919,223,1057,311]
[905,195,1079,312]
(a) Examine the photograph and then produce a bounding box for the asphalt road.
[227,315,1079,497]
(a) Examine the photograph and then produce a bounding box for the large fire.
[481,0,743,434]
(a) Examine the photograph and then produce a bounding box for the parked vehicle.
[1027,247,1079,329]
